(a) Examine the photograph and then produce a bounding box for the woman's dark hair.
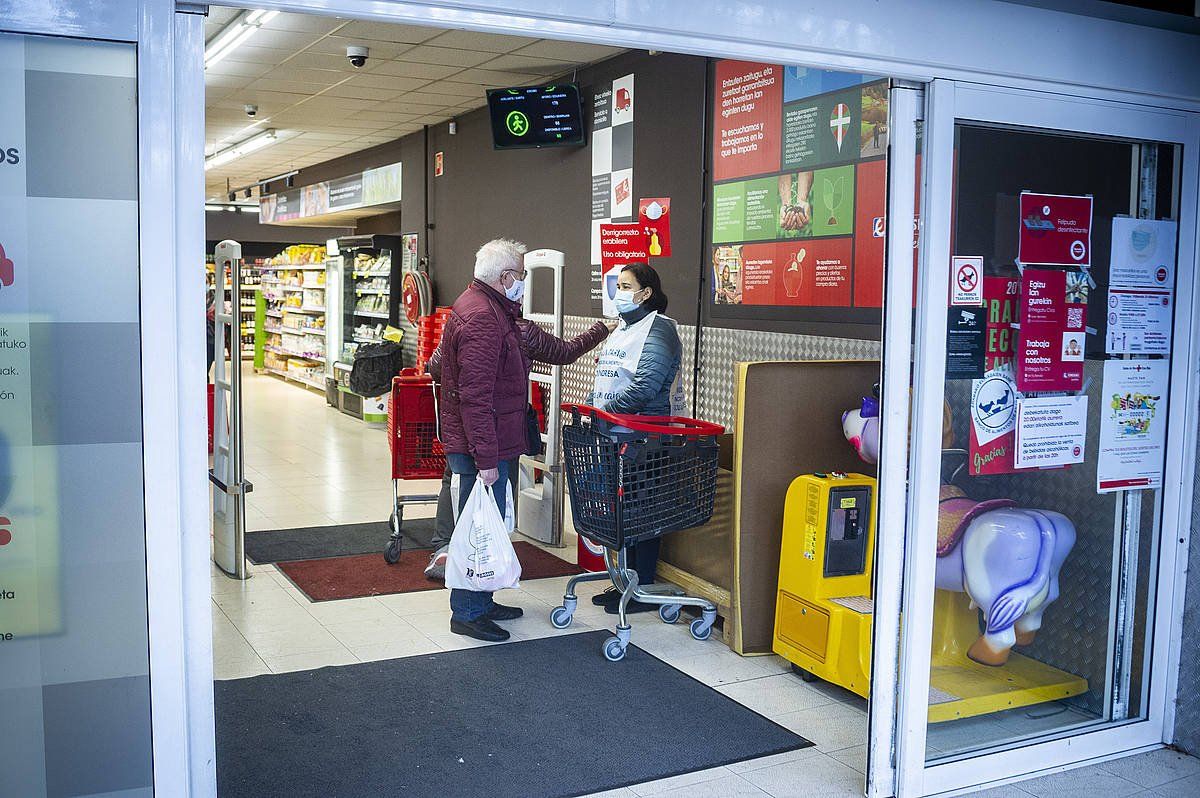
[621,261,668,313]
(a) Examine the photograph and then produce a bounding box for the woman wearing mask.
[589,261,686,614]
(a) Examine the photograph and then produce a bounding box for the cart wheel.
[383,538,403,565]
[550,607,574,629]
[690,617,713,641]
[658,604,682,625]
[603,636,626,662]
[791,664,819,683]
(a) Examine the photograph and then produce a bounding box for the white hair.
[474,238,527,284]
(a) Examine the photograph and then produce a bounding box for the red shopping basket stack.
[415,307,451,372]
[388,369,446,479]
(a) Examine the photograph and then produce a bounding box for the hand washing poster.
[1097,360,1169,493]
[710,61,887,317]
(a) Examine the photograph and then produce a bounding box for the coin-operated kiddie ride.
[773,391,1088,722]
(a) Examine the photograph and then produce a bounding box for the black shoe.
[605,598,658,615]
[450,617,510,642]
[485,602,524,621]
[592,587,620,607]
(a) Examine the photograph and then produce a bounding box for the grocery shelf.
[355,309,388,318]
[265,345,325,362]
[263,366,324,391]
[356,288,389,295]
[300,326,326,336]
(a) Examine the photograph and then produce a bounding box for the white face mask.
[504,277,525,302]
[614,289,640,314]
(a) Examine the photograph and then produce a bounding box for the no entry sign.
[1018,192,1092,266]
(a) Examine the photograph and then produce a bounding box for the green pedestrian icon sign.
[505,110,530,137]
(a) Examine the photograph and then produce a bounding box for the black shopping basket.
[560,404,724,552]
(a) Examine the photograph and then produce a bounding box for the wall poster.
[590,74,635,305]
[709,61,887,320]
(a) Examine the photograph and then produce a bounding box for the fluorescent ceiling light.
[204,129,278,171]
[204,9,279,69]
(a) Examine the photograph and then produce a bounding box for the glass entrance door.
[894,82,1198,796]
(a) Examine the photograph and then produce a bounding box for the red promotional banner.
[599,223,648,269]
[853,159,886,308]
[1016,268,1087,392]
[638,197,671,257]
[984,276,1018,371]
[712,60,782,182]
[1018,192,1092,266]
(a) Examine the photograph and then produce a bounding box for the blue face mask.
[614,289,640,315]
[504,278,525,302]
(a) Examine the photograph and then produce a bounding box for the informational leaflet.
[1106,287,1172,355]
[946,306,985,380]
[1096,360,1168,492]
[590,74,635,302]
[1105,217,1177,356]
[1109,217,1177,289]
[1017,191,1093,267]
[1015,395,1088,469]
[1016,268,1087,392]
[709,60,886,315]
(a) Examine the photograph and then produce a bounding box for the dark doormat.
[215,631,811,798]
[245,518,438,564]
[277,541,584,601]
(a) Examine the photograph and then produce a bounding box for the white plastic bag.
[445,480,522,592]
[451,472,514,532]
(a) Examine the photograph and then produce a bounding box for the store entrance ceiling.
[204,7,625,199]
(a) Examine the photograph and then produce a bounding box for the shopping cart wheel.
[658,604,682,625]
[550,606,574,629]
[602,636,626,662]
[690,617,713,641]
[383,537,403,565]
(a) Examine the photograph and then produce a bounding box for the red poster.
[712,60,782,182]
[854,159,886,308]
[740,243,777,305]
[638,197,671,257]
[1016,268,1086,392]
[599,223,648,269]
[777,238,853,306]
[1018,192,1092,266]
[984,276,1018,371]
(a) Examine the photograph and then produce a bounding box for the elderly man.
[423,309,613,582]
[437,239,538,641]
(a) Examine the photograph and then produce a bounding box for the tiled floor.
[211,371,1199,798]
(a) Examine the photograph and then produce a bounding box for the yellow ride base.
[926,591,1088,723]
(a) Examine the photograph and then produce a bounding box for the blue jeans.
[447,453,513,622]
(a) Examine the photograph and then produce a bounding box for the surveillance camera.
[346,45,369,69]
[244,104,258,118]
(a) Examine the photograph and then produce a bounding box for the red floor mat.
[277,542,583,602]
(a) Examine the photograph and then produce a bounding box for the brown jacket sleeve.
[519,320,609,366]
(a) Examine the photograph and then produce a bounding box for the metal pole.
[229,253,247,579]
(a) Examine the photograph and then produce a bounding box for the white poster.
[1110,217,1177,289]
[950,256,984,307]
[1097,360,1169,493]
[970,367,1018,446]
[1015,395,1088,469]
[1106,287,1173,355]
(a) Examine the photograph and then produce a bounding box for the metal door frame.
[895,79,1200,797]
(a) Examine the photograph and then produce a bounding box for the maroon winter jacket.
[433,287,609,469]
[437,280,528,470]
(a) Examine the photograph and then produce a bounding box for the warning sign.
[950,256,983,306]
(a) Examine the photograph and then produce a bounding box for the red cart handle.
[562,404,725,437]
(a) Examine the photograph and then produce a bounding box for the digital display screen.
[487,83,586,149]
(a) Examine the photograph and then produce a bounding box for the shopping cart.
[551,404,724,661]
[383,368,445,564]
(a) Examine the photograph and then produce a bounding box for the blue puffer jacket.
[602,305,682,417]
